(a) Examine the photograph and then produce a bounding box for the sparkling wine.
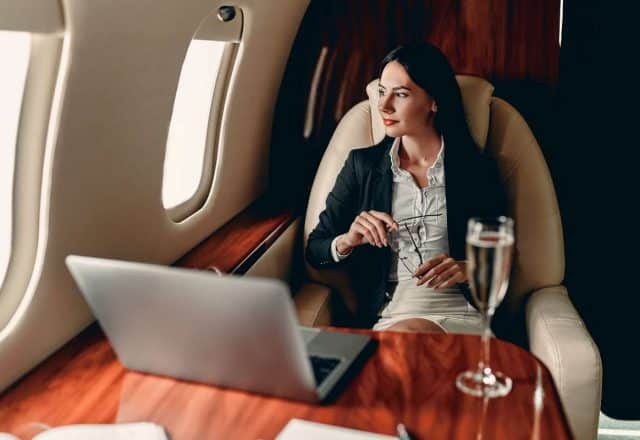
[466,232,514,314]
[457,217,514,398]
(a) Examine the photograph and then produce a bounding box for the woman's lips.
[383,119,398,126]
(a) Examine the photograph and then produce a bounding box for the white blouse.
[330,136,452,284]
[387,136,450,281]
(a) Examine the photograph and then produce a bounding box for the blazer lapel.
[366,143,393,284]
[370,145,393,213]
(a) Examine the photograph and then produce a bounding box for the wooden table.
[0,324,572,439]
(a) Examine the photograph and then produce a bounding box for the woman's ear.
[431,102,438,113]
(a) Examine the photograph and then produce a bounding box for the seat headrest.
[365,75,495,147]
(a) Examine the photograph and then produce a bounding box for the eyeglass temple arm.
[398,257,417,276]
[404,223,423,266]
[397,213,442,223]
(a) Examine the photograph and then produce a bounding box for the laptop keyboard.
[309,355,341,386]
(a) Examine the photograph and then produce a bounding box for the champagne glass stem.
[479,313,493,385]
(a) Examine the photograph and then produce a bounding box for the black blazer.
[306,136,508,329]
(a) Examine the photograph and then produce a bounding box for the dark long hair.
[379,43,478,156]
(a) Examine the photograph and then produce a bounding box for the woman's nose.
[379,94,393,113]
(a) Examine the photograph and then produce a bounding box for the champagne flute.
[456,216,514,398]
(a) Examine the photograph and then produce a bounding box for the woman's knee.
[385,318,445,334]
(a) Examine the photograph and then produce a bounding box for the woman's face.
[378,61,438,137]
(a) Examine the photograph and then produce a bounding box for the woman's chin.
[384,127,402,137]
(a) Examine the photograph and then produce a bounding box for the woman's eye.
[396,92,408,98]
[378,89,385,97]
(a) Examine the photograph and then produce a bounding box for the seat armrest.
[526,285,602,440]
[293,282,331,327]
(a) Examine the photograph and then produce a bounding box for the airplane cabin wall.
[0,0,310,392]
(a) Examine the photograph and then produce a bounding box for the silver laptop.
[65,255,374,403]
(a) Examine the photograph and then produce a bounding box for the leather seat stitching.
[541,312,563,397]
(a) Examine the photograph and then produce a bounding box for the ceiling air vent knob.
[217,6,236,22]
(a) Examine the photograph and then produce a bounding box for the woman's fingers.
[354,215,386,247]
[368,210,399,231]
[413,256,467,289]
[348,210,400,248]
[434,271,465,289]
[430,264,464,289]
[425,257,456,284]
[414,254,448,280]
[416,256,454,286]
[359,211,388,246]
[351,223,376,247]
[432,260,468,287]
[354,215,382,246]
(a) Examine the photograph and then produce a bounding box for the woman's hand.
[336,210,398,253]
[414,253,467,289]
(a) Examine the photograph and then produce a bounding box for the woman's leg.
[384,317,446,333]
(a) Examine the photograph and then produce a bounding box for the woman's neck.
[399,127,442,165]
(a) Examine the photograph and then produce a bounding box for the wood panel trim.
[174,196,296,274]
[0,324,573,439]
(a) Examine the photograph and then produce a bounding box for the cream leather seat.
[295,75,602,440]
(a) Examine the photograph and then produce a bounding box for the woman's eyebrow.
[378,84,411,91]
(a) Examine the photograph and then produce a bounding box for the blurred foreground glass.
[456,216,514,398]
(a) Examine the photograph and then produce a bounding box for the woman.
[306,43,507,334]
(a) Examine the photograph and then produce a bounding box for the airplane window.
[162,40,225,212]
[0,30,30,289]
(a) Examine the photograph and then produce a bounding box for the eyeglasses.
[391,213,442,275]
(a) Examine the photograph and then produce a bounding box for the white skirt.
[372,279,484,335]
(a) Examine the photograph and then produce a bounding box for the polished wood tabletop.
[0,324,572,439]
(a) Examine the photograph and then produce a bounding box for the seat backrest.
[304,75,564,314]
